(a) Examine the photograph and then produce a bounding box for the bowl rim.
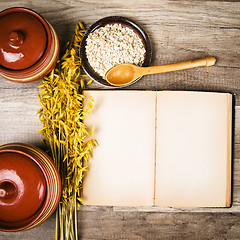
[80,16,152,88]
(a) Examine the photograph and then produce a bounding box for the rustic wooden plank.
[2,210,240,240]
[0,1,239,97]
[0,214,55,240]
[78,209,240,240]
[0,87,42,146]
[234,106,240,142]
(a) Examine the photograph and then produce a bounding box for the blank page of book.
[155,91,232,207]
[82,91,156,206]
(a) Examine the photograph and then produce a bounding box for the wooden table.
[1,1,240,239]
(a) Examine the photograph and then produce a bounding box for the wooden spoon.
[105,56,216,86]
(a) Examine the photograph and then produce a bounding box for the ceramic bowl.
[0,143,61,232]
[0,7,59,83]
[80,16,151,87]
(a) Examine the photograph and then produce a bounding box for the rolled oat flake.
[85,23,146,78]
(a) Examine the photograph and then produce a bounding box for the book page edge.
[226,93,233,207]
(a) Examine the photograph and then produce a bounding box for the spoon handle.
[141,56,216,76]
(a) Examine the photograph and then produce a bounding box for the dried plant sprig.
[37,22,97,240]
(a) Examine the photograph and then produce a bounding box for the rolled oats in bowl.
[85,23,146,78]
[80,16,151,87]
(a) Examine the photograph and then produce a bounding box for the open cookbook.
[82,90,233,207]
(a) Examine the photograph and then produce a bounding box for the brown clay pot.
[0,143,61,232]
[0,7,59,83]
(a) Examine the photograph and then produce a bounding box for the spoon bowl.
[106,64,136,86]
[105,56,217,86]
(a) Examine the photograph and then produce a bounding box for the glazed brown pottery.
[0,7,59,82]
[0,143,61,232]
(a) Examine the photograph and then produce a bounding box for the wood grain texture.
[78,209,240,240]
[0,0,240,239]
[0,214,55,240]
[2,210,240,240]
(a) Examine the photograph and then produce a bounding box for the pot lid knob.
[0,10,47,70]
[9,31,24,46]
[0,181,17,202]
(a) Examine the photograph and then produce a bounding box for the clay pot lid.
[0,151,47,223]
[0,8,47,70]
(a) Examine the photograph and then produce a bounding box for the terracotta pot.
[0,143,61,232]
[0,7,59,83]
